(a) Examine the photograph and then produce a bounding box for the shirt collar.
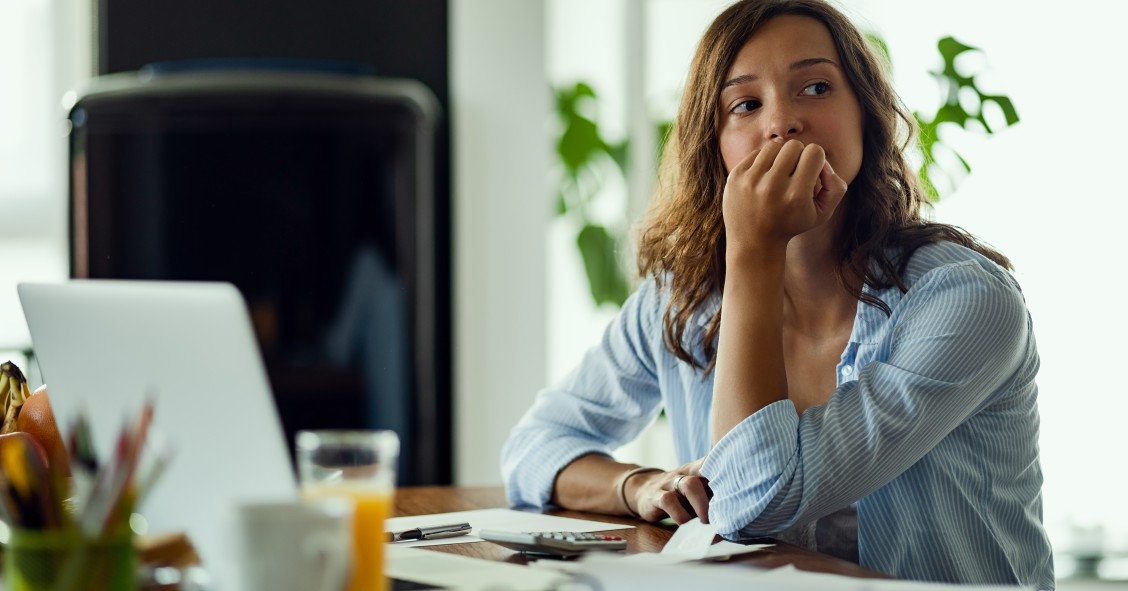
[850,281,901,345]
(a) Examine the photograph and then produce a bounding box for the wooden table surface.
[394,486,889,579]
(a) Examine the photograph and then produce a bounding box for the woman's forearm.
[551,453,655,515]
[711,251,789,443]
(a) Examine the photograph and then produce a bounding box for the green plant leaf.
[655,120,673,161]
[919,166,939,202]
[937,36,978,86]
[914,112,940,201]
[555,82,596,117]
[866,33,893,73]
[554,81,624,191]
[953,150,971,174]
[934,103,970,127]
[558,117,604,177]
[574,81,595,98]
[607,139,629,175]
[552,80,634,308]
[980,93,1020,126]
[915,112,938,158]
[577,224,629,307]
[907,35,1019,200]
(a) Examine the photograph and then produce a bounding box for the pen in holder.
[0,380,166,591]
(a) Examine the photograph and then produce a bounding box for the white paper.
[660,517,717,559]
[703,540,773,560]
[572,557,771,589]
[578,518,768,567]
[386,545,567,591]
[385,507,633,548]
[621,518,770,563]
[571,560,1034,591]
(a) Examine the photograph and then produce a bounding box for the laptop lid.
[17,280,297,590]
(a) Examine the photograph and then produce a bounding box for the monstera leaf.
[576,224,630,307]
[553,82,631,307]
[915,37,1019,200]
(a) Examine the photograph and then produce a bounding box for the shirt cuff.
[701,399,800,536]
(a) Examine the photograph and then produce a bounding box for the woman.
[502,0,1053,587]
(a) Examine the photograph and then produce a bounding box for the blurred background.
[1,0,1121,585]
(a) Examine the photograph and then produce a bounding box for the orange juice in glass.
[297,430,399,591]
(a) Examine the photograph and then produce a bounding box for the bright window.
[0,0,55,199]
[0,0,90,350]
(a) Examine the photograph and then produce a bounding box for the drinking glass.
[296,430,399,591]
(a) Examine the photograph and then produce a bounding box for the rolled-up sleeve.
[702,261,1034,538]
[502,279,666,509]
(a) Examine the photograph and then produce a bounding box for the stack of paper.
[386,512,1030,591]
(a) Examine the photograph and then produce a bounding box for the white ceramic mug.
[236,498,353,591]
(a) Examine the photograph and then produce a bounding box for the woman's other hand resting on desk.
[625,459,711,524]
[551,454,711,524]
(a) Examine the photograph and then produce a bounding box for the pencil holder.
[4,528,136,591]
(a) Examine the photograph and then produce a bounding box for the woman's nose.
[766,104,802,141]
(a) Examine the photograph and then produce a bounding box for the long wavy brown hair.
[636,0,1011,371]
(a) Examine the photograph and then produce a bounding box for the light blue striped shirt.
[502,241,1053,589]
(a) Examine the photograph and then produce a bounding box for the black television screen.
[67,70,442,484]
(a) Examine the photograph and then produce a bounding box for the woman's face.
[716,14,864,186]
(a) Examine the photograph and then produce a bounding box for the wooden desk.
[395,486,888,579]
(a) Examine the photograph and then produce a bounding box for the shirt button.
[842,365,853,376]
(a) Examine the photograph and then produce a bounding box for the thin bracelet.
[616,466,663,518]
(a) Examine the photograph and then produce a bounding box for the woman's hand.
[626,459,712,524]
[721,139,848,257]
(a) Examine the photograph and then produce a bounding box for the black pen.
[388,522,472,543]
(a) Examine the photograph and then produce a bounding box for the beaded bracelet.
[615,466,664,518]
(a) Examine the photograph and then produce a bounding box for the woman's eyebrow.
[721,57,839,89]
[790,57,838,72]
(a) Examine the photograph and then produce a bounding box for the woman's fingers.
[739,138,804,182]
[656,490,693,524]
[677,475,711,524]
[792,143,826,199]
[633,462,714,524]
[817,159,848,203]
[679,458,706,476]
[671,459,711,522]
[629,459,713,524]
[750,139,785,174]
[724,139,837,246]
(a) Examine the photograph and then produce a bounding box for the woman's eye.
[801,82,831,96]
[732,99,761,114]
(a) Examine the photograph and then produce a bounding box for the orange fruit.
[0,430,50,473]
[16,385,69,474]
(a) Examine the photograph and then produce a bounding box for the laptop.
[17,280,297,590]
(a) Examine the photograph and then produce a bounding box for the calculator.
[477,530,627,557]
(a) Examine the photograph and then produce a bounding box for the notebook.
[17,280,297,590]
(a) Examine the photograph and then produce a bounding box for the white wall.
[450,0,551,485]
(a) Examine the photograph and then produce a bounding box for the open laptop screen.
[18,279,296,590]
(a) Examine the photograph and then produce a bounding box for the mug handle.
[303,531,351,591]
